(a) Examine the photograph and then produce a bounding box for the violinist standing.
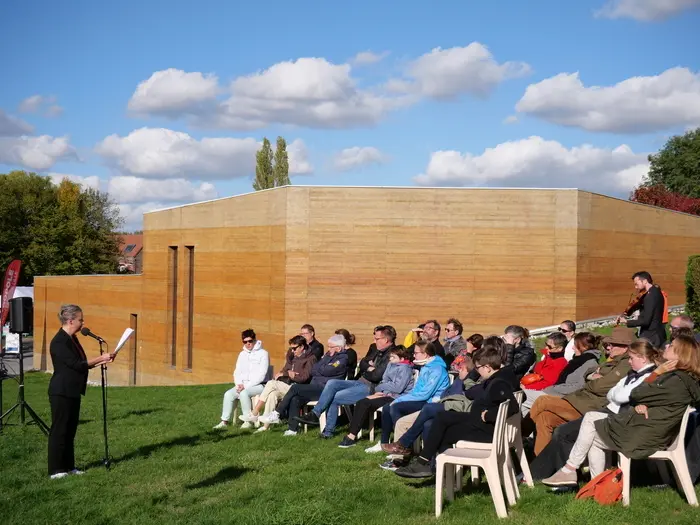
[616,271,666,349]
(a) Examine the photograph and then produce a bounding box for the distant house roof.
[118,234,143,257]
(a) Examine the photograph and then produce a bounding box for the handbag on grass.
[575,468,623,505]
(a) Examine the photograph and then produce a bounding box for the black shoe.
[338,436,357,448]
[395,459,434,479]
[294,412,320,426]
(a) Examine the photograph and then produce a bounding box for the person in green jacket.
[544,334,700,484]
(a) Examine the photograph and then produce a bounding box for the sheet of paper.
[113,328,134,354]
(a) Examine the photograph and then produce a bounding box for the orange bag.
[520,373,543,386]
[661,290,669,323]
[575,468,622,505]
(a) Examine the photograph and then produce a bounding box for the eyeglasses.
[289,345,302,352]
[558,327,571,333]
[546,344,557,350]
[243,339,254,344]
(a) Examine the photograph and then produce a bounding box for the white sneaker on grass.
[240,422,253,429]
[255,426,269,433]
[365,442,383,453]
[213,421,228,430]
[283,430,298,436]
[50,472,68,480]
[259,411,280,425]
[239,413,258,423]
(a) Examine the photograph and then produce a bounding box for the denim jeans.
[398,402,445,448]
[312,379,370,435]
[381,400,426,443]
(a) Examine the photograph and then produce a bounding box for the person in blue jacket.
[375,340,450,450]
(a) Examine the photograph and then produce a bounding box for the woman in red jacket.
[521,332,569,391]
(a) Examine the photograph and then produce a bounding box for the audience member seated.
[520,332,569,391]
[442,318,467,368]
[526,327,634,455]
[669,314,700,344]
[239,335,315,431]
[503,325,536,380]
[335,328,358,376]
[337,346,415,448]
[542,335,700,485]
[450,333,483,373]
[393,345,519,478]
[363,341,450,453]
[418,320,445,359]
[381,337,507,461]
[295,326,397,437]
[213,329,270,429]
[520,332,602,415]
[261,334,349,435]
[300,323,324,361]
[558,320,577,360]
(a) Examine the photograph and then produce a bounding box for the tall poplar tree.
[253,138,274,191]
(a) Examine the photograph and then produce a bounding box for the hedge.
[687,254,700,324]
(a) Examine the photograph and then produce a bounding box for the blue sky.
[1,0,699,229]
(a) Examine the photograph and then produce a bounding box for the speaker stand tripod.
[98,339,111,469]
[0,333,50,435]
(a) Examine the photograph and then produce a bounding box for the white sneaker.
[213,421,228,430]
[259,411,280,425]
[365,442,383,453]
[254,426,269,433]
[283,430,298,436]
[50,472,68,479]
[69,469,85,475]
[239,413,258,423]
[240,422,252,429]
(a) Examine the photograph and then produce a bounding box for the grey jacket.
[444,336,467,357]
[375,362,415,397]
[542,349,602,396]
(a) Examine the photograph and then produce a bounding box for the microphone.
[81,327,106,343]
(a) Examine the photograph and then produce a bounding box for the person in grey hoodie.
[521,332,603,415]
[337,346,414,448]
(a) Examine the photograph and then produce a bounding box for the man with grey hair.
[48,304,115,479]
[669,314,699,343]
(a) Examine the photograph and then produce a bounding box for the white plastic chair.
[435,400,513,518]
[616,406,697,507]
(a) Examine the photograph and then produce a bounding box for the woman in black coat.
[48,304,114,479]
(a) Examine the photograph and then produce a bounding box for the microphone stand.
[98,339,111,469]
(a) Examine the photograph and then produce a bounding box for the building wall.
[33,187,700,386]
[575,192,700,320]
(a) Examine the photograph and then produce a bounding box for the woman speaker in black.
[47,304,114,479]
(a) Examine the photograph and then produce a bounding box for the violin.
[615,288,648,326]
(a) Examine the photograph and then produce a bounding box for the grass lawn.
[1,371,699,525]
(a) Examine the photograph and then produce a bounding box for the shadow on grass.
[185,466,253,490]
[110,408,164,421]
[83,431,240,469]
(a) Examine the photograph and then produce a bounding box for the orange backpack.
[575,468,623,505]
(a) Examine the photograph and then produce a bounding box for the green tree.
[643,127,700,198]
[253,138,274,191]
[0,171,123,285]
[273,136,291,187]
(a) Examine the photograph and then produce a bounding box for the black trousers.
[48,395,81,475]
[348,396,393,436]
[276,384,323,431]
[421,410,493,460]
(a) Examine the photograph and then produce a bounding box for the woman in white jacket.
[542,339,660,485]
[214,329,269,429]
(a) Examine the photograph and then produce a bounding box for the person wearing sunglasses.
[213,329,269,429]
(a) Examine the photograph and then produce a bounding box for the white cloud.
[0,109,33,136]
[595,0,700,21]
[118,201,164,230]
[95,127,260,179]
[515,67,700,133]
[108,176,217,203]
[404,43,531,99]
[333,146,386,171]
[95,127,312,179]
[0,135,77,170]
[351,50,390,65]
[413,136,649,197]
[128,68,220,115]
[47,172,101,190]
[503,115,519,124]
[287,138,313,174]
[18,95,63,117]
[126,43,527,130]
